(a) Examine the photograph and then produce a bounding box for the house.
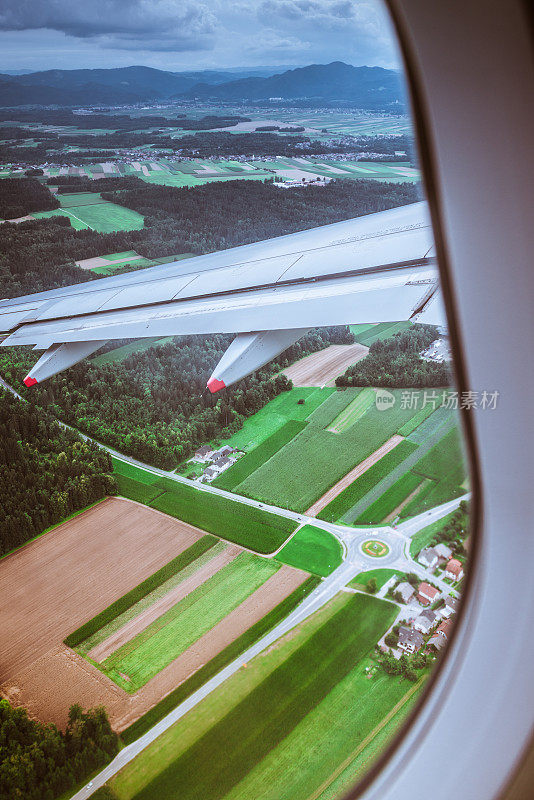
[434,542,453,563]
[211,445,234,461]
[417,582,440,606]
[445,558,464,581]
[436,619,453,640]
[428,633,446,652]
[212,456,232,471]
[194,445,214,462]
[395,581,416,604]
[418,547,438,570]
[202,466,218,482]
[398,626,425,654]
[413,609,437,635]
[440,595,459,618]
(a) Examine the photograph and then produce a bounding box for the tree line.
[0,110,250,130]
[0,388,116,556]
[100,178,420,259]
[0,178,419,298]
[336,325,451,387]
[0,700,118,800]
[0,327,350,470]
[0,177,59,220]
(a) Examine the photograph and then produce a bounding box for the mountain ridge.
[0,62,404,109]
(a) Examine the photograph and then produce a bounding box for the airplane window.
[0,2,475,799]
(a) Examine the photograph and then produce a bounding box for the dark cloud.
[0,0,216,50]
[259,0,357,24]
[0,0,399,71]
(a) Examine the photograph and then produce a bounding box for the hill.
[0,62,405,109]
[0,65,289,108]
[182,62,406,109]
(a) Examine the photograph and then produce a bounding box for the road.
[0,372,469,798]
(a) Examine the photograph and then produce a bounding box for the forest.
[0,178,419,297]
[0,328,351,470]
[0,700,118,800]
[46,175,147,192]
[100,178,420,258]
[336,325,452,387]
[0,110,250,130]
[0,177,59,220]
[0,388,116,556]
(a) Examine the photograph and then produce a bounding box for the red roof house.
[417,582,440,606]
[445,558,464,581]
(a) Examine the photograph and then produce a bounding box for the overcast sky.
[0,0,401,73]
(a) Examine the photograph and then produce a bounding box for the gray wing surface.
[0,201,441,390]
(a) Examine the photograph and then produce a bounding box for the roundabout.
[360,539,390,558]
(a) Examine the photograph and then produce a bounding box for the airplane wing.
[0,201,441,391]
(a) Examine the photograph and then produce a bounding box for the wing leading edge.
[0,201,441,391]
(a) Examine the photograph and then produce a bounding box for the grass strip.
[148,478,297,554]
[356,472,423,524]
[128,595,395,800]
[397,403,435,437]
[102,554,279,691]
[213,420,307,491]
[111,458,297,554]
[114,473,163,504]
[327,388,375,433]
[317,439,417,522]
[121,575,321,744]
[64,536,216,647]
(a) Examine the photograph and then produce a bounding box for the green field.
[276,525,343,577]
[211,388,335,453]
[92,337,175,366]
[235,391,417,512]
[327,388,375,433]
[122,575,320,743]
[356,472,424,524]
[112,458,297,553]
[109,593,399,800]
[412,427,466,484]
[397,403,435,437]
[352,321,412,346]
[34,201,144,232]
[213,420,307,491]
[101,552,280,691]
[317,439,418,522]
[32,208,90,230]
[58,192,103,207]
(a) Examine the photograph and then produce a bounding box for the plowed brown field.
[0,498,306,731]
[281,343,369,387]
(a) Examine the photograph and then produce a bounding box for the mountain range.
[0,62,404,109]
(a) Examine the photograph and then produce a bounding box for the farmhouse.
[194,445,214,462]
[417,582,440,606]
[201,466,218,482]
[418,547,438,570]
[212,445,234,460]
[445,558,464,581]
[395,581,416,604]
[398,626,425,654]
[413,609,437,635]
